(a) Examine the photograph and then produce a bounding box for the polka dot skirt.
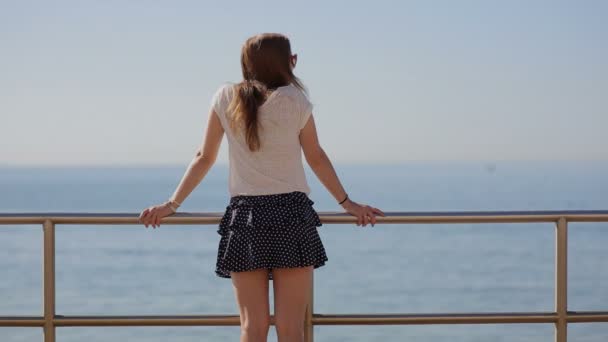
[215,191,328,279]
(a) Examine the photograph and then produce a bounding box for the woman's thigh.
[230,268,271,325]
[272,266,313,326]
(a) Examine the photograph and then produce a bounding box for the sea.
[1,161,607,341]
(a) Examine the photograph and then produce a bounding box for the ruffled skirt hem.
[214,191,328,280]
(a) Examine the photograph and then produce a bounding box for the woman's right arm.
[299,114,385,227]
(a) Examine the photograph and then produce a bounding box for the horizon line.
[1,159,608,168]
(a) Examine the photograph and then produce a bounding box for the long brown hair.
[226,33,307,152]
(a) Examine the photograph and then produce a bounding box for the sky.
[1,0,607,166]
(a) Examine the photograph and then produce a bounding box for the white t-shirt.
[210,82,314,197]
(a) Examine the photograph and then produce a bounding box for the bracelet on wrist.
[166,201,179,213]
[166,199,181,213]
[338,193,348,205]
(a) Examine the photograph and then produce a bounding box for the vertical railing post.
[304,270,314,342]
[43,219,56,342]
[555,217,568,342]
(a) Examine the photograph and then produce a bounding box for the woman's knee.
[241,315,271,339]
[274,317,304,340]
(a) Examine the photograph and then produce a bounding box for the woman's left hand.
[138,202,175,229]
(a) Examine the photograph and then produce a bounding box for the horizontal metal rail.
[2,311,608,327]
[2,210,608,224]
[1,210,607,342]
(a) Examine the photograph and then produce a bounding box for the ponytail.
[227,79,268,152]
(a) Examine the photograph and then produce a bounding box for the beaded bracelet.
[166,202,178,213]
[338,194,348,205]
[167,199,181,213]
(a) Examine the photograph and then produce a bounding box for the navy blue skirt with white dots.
[215,191,328,279]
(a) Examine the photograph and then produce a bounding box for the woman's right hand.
[341,198,385,227]
[138,201,176,229]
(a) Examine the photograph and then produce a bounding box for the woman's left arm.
[138,109,224,228]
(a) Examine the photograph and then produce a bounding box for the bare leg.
[231,268,271,342]
[272,266,313,342]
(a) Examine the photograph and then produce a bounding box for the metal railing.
[1,210,608,342]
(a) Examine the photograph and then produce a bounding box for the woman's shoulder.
[214,82,237,98]
[211,82,237,114]
[278,84,312,105]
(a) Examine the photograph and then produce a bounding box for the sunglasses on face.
[290,54,298,68]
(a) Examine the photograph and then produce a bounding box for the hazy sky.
[1,0,606,166]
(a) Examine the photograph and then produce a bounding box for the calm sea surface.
[1,161,607,341]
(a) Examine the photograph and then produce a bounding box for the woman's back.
[139,33,383,342]
[211,82,314,196]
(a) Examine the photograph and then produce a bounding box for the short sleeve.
[298,94,314,130]
[210,83,235,117]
